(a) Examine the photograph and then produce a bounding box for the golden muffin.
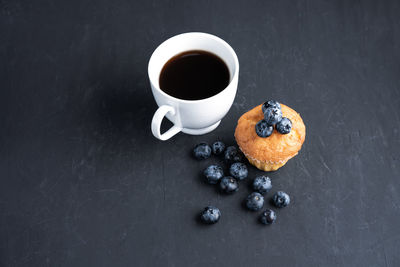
[234,104,306,171]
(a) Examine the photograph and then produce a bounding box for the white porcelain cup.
[148,32,239,141]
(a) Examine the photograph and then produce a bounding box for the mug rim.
[148,32,239,104]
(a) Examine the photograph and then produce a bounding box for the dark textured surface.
[1,1,400,266]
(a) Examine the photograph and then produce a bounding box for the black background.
[1,0,400,266]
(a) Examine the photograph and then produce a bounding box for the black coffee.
[159,50,230,100]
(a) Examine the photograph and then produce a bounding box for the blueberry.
[255,119,274,138]
[246,192,264,211]
[219,176,239,194]
[263,107,282,126]
[262,100,281,113]
[193,143,212,160]
[204,165,224,184]
[212,141,226,155]
[200,206,221,224]
[224,146,244,163]
[229,162,248,180]
[259,209,277,225]
[272,191,290,208]
[253,176,272,194]
[276,117,292,134]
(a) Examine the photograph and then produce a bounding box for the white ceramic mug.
[148,32,239,141]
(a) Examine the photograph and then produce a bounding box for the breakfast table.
[1,0,399,266]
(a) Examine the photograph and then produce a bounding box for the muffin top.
[234,104,306,163]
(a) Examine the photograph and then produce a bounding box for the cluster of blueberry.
[255,100,292,137]
[193,142,291,225]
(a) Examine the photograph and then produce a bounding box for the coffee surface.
[159,50,230,100]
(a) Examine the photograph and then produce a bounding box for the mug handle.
[151,105,182,140]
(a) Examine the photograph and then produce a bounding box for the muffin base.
[242,149,297,171]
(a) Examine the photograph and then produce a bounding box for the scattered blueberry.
[193,143,212,160]
[253,176,272,194]
[246,192,264,211]
[263,107,282,126]
[224,146,244,163]
[200,206,221,224]
[272,191,290,208]
[276,117,292,134]
[219,176,239,194]
[229,162,248,180]
[259,209,277,225]
[262,100,281,113]
[212,141,226,155]
[204,165,224,184]
[255,119,274,138]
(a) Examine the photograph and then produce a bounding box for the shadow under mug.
[148,32,239,141]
